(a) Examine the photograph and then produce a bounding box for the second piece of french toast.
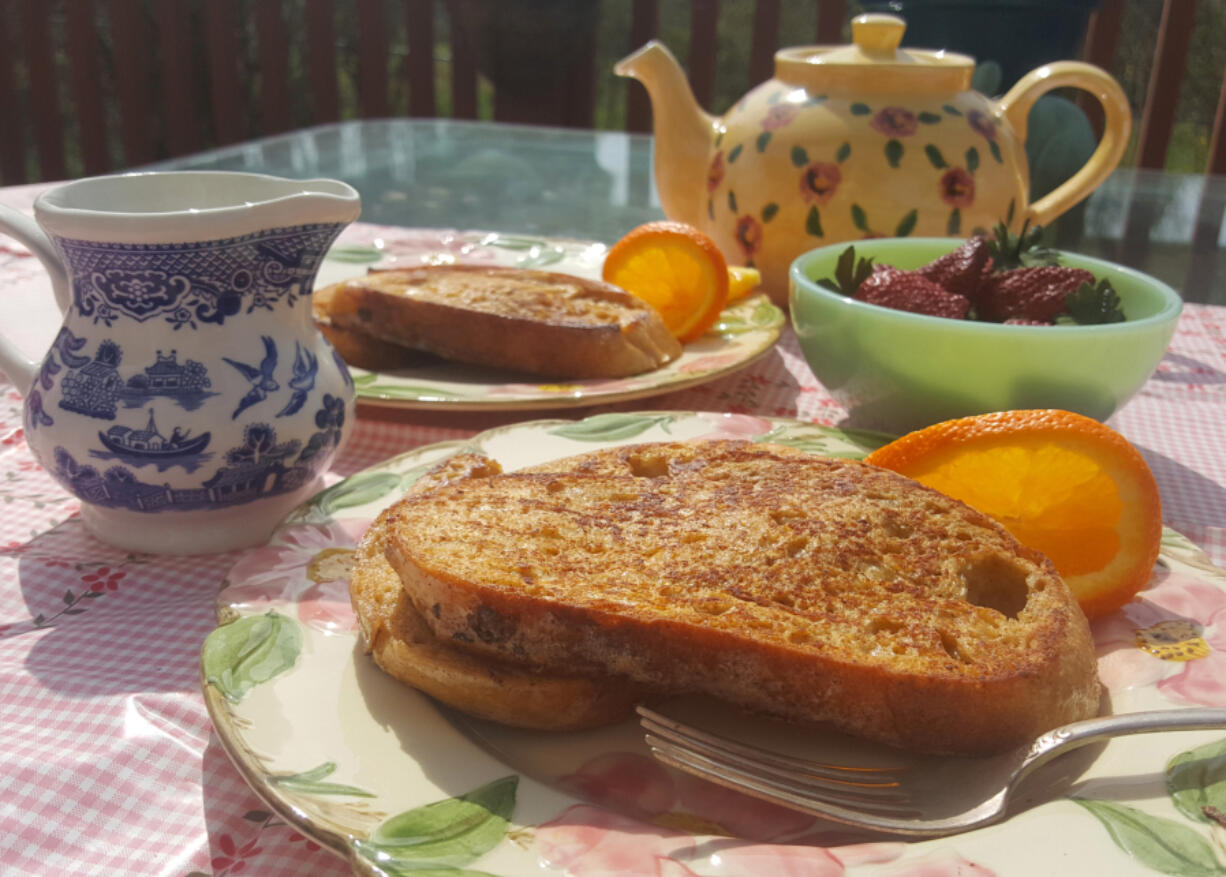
[320,264,683,378]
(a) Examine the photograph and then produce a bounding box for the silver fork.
[638,705,1226,837]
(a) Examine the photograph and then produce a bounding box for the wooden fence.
[0,0,1221,185]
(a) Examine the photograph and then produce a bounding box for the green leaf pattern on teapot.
[615,13,1131,303]
[706,89,1017,274]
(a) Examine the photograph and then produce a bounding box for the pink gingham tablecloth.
[0,208,1224,874]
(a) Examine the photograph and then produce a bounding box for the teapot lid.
[776,14,974,94]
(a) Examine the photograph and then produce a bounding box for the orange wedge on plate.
[865,409,1163,619]
[603,221,729,343]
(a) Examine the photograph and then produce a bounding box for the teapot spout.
[615,41,718,228]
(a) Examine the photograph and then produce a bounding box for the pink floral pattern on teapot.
[616,13,1131,304]
[710,92,1016,271]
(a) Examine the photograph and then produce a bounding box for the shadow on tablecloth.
[13,516,231,697]
[1134,447,1226,541]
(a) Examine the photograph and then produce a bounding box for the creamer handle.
[998,61,1132,229]
[0,204,68,389]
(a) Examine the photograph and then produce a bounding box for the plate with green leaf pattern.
[203,412,1226,876]
[315,231,784,410]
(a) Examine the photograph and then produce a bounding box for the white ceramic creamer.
[0,171,361,554]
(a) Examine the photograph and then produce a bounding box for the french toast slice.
[313,280,437,371]
[382,440,1102,756]
[349,452,647,730]
[322,265,682,378]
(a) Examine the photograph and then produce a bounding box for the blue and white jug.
[0,171,360,554]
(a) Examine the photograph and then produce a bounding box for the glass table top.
[147,119,1226,305]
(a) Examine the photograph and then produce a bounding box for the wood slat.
[0,0,25,184]
[306,0,341,123]
[156,0,204,159]
[1080,0,1124,138]
[1135,0,1197,170]
[564,12,597,128]
[815,0,846,44]
[449,0,594,128]
[203,0,246,146]
[255,0,293,135]
[446,0,476,119]
[1206,66,1226,177]
[65,0,110,176]
[1082,0,1124,70]
[18,0,66,180]
[627,0,660,133]
[355,0,389,118]
[749,0,781,87]
[406,0,438,118]
[110,0,157,168]
[305,0,343,123]
[688,0,719,111]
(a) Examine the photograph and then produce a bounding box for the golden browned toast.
[349,452,647,731]
[382,440,1101,756]
[321,265,682,378]
[313,281,437,371]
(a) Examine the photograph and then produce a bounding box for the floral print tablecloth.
[1,196,1225,875]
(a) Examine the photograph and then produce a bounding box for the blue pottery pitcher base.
[78,475,324,555]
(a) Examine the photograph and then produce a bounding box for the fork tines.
[638,705,917,816]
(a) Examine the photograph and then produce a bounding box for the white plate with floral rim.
[315,231,784,411]
[202,411,1226,877]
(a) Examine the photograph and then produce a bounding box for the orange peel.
[866,409,1163,619]
[602,221,730,343]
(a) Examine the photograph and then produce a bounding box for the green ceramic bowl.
[789,238,1183,434]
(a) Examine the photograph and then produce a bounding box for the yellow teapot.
[616,13,1131,304]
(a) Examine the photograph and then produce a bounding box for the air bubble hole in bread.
[961,554,1030,618]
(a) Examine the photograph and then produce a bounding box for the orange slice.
[602,221,729,343]
[865,409,1163,619]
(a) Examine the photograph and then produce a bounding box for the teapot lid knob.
[851,13,906,56]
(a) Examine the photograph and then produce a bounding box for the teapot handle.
[997,61,1131,229]
[0,204,69,390]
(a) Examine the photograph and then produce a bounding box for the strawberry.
[918,236,992,303]
[979,266,1095,323]
[854,267,970,319]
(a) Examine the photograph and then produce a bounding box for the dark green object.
[817,245,875,296]
[859,0,1100,90]
[1025,93,1098,246]
[1062,279,1127,324]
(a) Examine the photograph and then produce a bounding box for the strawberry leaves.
[987,219,1058,271]
[818,245,876,296]
[1061,278,1126,324]
[816,226,1128,325]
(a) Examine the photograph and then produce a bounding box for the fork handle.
[1021,708,1226,779]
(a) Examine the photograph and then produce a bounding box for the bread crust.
[313,281,437,371]
[383,440,1102,756]
[349,452,647,731]
[351,511,646,730]
[322,265,682,378]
